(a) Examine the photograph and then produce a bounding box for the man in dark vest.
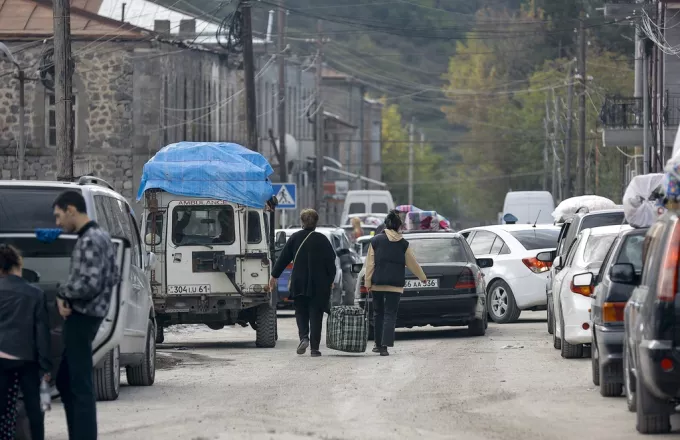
[364,210,426,356]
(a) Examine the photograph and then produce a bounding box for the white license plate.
[167,284,211,294]
[404,279,439,289]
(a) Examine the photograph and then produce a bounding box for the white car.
[551,225,630,358]
[459,224,560,323]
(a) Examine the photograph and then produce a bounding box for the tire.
[468,315,486,337]
[636,372,672,434]
[624,342,637,412]
[487,280,521,324]
[547,296,554,335]
[95,346,120,401]
[255,303,277,348]
[600,364,623,398]
[560,308,583,359]
[552,304,561,350]
[155,324,164,344]
[126,320,156,387]
[591,340,600,386]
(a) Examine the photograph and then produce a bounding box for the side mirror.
[476,258,494,269]
[571,272,594,296]
[22,268,40,283]
[336,248,350,257]
[145,252,157,272]
[145,233,161,246]
[275,232,287,247]
[610,263,636,285]
[351,263,363,274]
[553,255,563,271]
[536,250,556,263]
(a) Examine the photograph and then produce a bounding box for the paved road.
[44,311,680,439]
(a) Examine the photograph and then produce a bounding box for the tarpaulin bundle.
[622,173,665,228]
[136,142,274,209]
[552,195,617,224]
[35,229,62,243]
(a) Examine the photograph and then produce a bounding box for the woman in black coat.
[269,209,337,357]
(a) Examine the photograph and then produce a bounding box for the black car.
[590,227,647,397]
[624,212,680,434]
[356,231,493,337]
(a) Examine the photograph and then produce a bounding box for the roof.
[0,0,146,39]
[466,224,561,233]
[585,224,633,236]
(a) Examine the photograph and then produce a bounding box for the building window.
[46,93,77,147]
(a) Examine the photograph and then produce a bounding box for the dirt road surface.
[43,311,680,439]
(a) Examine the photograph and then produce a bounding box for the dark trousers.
[0,359,43,440]
[373,291,401,347]
[56,312,102,440]
[294,296,324,350]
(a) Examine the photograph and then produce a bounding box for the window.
[597,237,620,283]
[642,223,665,286]
[0,187,82,232]
[94,197,112,232]
[349,203,366,215]
[246,210,262,244]
[46,93,76,147]
[371,203,388,213]
[581,212,626,231]
[564,238,579,267]
[617,234,646,273]
[583,234,617,266]
[510,229,560,251]
[171,205,235,246]
[145,212,164,246]
[489,236,505,255]
[406,238,468,264]
[469,230,496,256]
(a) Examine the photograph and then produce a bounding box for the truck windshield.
[0,187,79,232]
[172,205,235,246]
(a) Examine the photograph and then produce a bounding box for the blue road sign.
[272,183,297,209]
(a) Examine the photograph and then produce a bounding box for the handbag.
[288,231,315,291]
[326,292,370,353]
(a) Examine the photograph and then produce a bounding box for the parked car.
[458,224,560,323]
[548,225,628,359]
[589,227,647,397]
[624,212,680,434]
[0,177,158,403]
[545,209,626,335]
[355,230,492,337]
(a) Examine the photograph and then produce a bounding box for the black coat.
[272,228,337,308]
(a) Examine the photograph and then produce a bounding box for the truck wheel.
[95,346,120,401]
[126,320,156,387]
[255,304,277,348]
[155,324,164,344]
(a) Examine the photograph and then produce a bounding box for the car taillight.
[455,268,475,289]
[570,281,592,297]
[602,302,626,323]
[658,220,680,302]
[522,257,552,274]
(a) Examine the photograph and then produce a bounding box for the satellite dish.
[275,134,298,159]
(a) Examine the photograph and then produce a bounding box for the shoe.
[297,338,310,355]
[311,350,322,357]
[379,346,389,356]
[372,344,380,353]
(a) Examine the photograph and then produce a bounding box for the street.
[44,311,679,439]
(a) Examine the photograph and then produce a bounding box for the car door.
[554,236,580,329]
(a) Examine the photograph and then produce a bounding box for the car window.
[340,232,351,250]
[0,187,82,232]
[597,236,620,283]
[489,236,505,255]
[127,213,143,267]
[331,234,341,250]
[462,231,474,243]
[564,238,579,267]
[348,203,365,214]
[172,205,235,246]
[94,196,112,232]
[557,222,571,256]
[510,229,560,250]
[406,237,468,264]
[145,212,164,245]
[371,202,388,213]
[641,223,666,287]
[617,234,645,273]
[581,212,625,231]
[246,210,262,244]
[583,234,617,266]
[469,230,496,255]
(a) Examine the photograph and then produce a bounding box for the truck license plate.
[168,284,211,294]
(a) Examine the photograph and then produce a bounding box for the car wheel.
[255,303,277,348]
[126,320,156,387]
[624,342,637,412]
[95,346,120,401]
[547,296,554,335]
[552,319,561,350]
[600,364,623,397]
[560,309,583,359]
[591,338,600,386]
[487,280,521,324]
[155,324,164,344]
[636,371,672,434]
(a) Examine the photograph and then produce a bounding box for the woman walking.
[269,209,337,357]
[364,210,426,356]
[0,244,51,440]
[350,217,363,242]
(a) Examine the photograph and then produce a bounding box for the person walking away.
[269,209,336,357]
[364,210,426,356]
[52,191,120,440]
[0,245,51,440]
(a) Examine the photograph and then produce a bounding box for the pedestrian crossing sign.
[272,183,296,209]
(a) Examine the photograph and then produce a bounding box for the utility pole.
[242,1,258,152]
[576,15,587,195]
[18,70,25,180]
[565,69,574,198]
[408,117,415,205]
[543,98,550,191]
[314,20,325,215]
[552,89,561,200]
[277,0,286,182]
[53,0,74,181]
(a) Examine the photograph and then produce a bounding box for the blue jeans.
[373,292,401,347]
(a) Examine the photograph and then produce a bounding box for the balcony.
[600,95,679,148]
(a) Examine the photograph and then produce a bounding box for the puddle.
[157,350,233,370]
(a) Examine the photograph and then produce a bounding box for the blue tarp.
[136,142,274,208]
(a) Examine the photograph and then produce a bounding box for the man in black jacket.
[269,209,336,357]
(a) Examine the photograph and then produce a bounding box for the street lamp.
[0,42,26,180]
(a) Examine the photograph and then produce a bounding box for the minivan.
[501,191,555,225]
[341,190,395,224]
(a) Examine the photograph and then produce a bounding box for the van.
[501,191,555,225]
[341,190,395,224]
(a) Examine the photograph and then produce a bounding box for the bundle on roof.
[405,211,450,231]
[136,142,274,209]
[551,195,617,224]
[623,173,666,228]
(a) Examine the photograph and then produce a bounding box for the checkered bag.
[326,305,368,353]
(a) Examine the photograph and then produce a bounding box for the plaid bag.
[326,305,368,353]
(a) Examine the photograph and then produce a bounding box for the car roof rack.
[77,175,115,191]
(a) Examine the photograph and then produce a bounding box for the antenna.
[533,210,541,228]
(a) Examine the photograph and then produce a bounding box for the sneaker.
[379,346,389,356]
[311,350,322,357]
[372,344,380,353]
[297,338,310,355]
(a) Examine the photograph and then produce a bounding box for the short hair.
[0,244,21,273]
[53,191,87,214]
[384,209,403,231]
[300,209,319,229]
